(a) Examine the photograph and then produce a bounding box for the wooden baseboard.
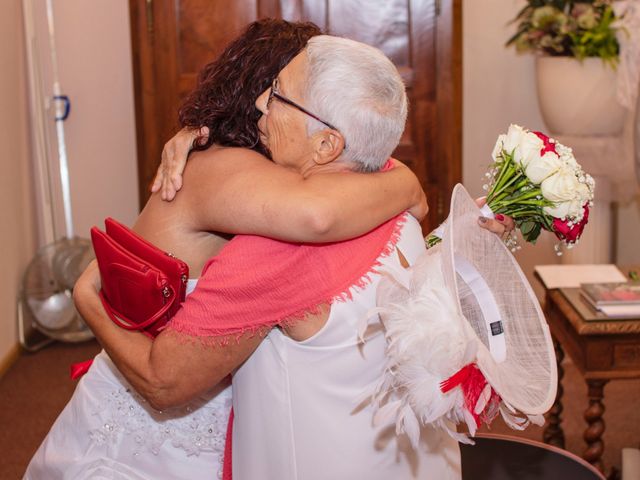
[0,343,21,380]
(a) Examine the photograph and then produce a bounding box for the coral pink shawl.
[165,213,407,340]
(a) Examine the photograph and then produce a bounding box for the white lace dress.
[24,280,232,480]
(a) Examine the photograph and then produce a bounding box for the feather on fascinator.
[367,184,557,446]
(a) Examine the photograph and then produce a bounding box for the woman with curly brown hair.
[25,19,425,480]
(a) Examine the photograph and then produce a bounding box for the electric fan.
[19,238,94,345]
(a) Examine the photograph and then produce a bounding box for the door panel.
[129,0,461,232]
[178,1,257,74]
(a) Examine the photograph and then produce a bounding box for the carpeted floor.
[0,339,638,479]
[0,340,101,479]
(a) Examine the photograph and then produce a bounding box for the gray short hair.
[304,35,407,172]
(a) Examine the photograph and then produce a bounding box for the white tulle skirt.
[24,350,232,480]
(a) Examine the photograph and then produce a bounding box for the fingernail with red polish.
[495,214,505,221]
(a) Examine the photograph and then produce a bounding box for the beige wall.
[0,0,138,362]
[48,0,139,238]
[463,0,561,298]
[0,0,37,360]
[617,198,640,265]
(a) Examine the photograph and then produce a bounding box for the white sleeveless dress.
[232,216,462,479]
[24,280,232,480]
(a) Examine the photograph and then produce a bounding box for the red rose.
[533,131,557,155]
[552,205,590,243]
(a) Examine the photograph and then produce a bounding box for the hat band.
[455,255,507,363]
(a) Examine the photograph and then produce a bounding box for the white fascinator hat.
[369,184,557,446]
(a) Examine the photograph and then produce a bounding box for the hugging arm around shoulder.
[182,148,425,242]
[73,261,261,411]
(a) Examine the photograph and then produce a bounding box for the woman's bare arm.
[184,149,427,241]
[152,128,427,243]
[73,262,261,411]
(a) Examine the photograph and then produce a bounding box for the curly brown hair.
[178,19,322,158]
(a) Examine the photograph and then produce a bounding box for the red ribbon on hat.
[440,363,501,428]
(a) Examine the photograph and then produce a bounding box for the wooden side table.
[541,287,640,477]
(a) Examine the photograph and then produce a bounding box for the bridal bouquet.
[427,124,595,253]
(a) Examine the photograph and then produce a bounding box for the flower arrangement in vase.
[506,0,620,64]
[507,1,626,136]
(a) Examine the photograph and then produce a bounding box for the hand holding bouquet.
[427,125,595,253]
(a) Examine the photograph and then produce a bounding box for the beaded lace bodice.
[88,352,231,477]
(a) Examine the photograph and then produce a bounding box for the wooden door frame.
[129,0,159,208]
[128,0,462,215]
[434,0,463,224]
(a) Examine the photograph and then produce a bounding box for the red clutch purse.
[90,217,189,337]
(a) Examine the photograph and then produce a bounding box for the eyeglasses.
[267,78,340,133]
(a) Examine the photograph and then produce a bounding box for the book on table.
[580,282,640,318]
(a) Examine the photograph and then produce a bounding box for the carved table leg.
[544,338,565,448]
[583,378,609,473]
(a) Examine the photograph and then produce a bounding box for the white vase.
[535,56,626,136]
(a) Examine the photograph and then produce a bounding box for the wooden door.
[129,0,461,232]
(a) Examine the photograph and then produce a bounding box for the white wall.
[0,0,139,362]
[463,0,561,298]
[0,0,37,361]
[48,0,139,237]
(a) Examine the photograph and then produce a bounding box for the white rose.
[514,131,544,168]
[540,167,579,202]
[573,181,591,204]
[544,200,572,219]
[502,125,526,157]
[541,167,591,220]
[492,134,506,161]
[525,151,562,184]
